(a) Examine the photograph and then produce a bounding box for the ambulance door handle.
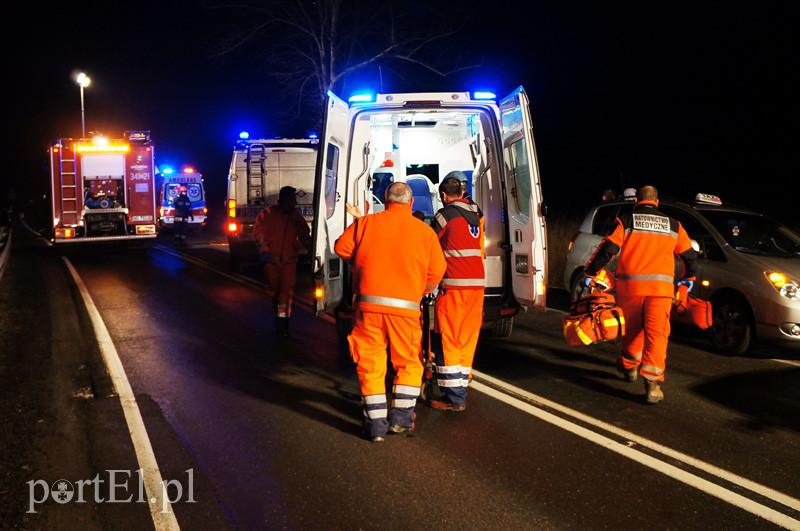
[336,192,341,202]
[514,229,522,243]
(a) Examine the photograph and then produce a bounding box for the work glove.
[677,279,695,293]
[584,273,611,292]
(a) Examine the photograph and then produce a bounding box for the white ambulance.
[311,88,548,337]
[225,135,318,268]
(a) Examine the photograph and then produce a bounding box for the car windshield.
[700,210,800,258]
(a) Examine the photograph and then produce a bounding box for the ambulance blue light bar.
[162,167,174,175]
[348,92,375,103]
[308,131,318,139]
[472,91,497,100]
[239,131,250,140]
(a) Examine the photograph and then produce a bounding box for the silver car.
[563,194,800,354]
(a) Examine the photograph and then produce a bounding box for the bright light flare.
[76,72,91,88]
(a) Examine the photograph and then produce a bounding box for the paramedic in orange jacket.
[428,173,485,412]
[253,186,312,336]
[584,186,697,404]
[335,183,446,442]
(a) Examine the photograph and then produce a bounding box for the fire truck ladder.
[246,144,266,204]
[59,154,79,225]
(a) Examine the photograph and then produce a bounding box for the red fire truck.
[49,131,158,244]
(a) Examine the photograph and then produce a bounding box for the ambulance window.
[508,139,532,217]
[324,144,340,219]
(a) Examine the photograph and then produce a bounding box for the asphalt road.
[3,225,799,530]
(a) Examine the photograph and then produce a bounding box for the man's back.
[335,202,445,317]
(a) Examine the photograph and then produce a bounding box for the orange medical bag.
[563,292,626,347]
[672,284,713,329]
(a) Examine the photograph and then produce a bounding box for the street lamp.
[75,72,91,138]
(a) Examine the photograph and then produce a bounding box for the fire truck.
[49,131,158,244]
[225,135,318,268]
[156,166,208,229]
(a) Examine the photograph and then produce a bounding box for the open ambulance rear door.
[312,91,352,314]
[499,86,548,310]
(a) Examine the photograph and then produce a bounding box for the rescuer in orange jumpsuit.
[254,186,312,336]
[335,183,446,442]
[427,173,485,412]
[585,186,697,403]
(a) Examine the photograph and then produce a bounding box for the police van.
[311,88,548,337]
[225,135,318,268]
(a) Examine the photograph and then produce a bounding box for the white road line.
[471,380,800,529]
[0,231,11,283]
[472,369,800,514]
[63,257,181,531]
[771,359,800,368]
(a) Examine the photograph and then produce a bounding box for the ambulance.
[311,88,548,337]
[225,135,318,267]
[49,131,158,244]
[157,166,208,229]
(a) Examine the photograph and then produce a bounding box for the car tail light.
[203,207,208,214]
[315,286,324,300]
[227,222,238,233]
[499,307,517,316]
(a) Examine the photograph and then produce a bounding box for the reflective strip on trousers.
[393,385,420,397]
[437,378,468,388]
[392,398,417,408]
[436,365,463,374]
[356,295,419,311]
[615,274,674,283]
[623,350,643,362]
[640,364,664,376]
[442,278,485,288]
[443,249,483,258]
[363,394,388,419]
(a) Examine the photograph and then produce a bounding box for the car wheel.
[491,316,514,338]
[710,296,753,355]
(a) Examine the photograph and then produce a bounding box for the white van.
[311,88,548,337]
[225,136,318,267]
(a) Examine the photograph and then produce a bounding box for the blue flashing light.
[239,131,250,140]
[162,167,174,175]
[472,91,497,100]
[308,131,319,139]
[348,92,375,103]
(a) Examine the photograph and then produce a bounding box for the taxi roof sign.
[695,193,722,205]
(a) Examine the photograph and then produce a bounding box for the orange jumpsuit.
[253,206,311,320]
[335,202,446,436]
[431,199,485,405]
[585,200,697,381]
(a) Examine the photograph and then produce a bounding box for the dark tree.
[213,0,479,128]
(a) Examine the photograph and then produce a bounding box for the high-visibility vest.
[433,199,485,290]
[586,200,698,297]
[334,202,446,318]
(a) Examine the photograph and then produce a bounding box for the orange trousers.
[436,289,484,372]
[264,260,297,318]
[348,311,423,396]
[618,295,672,382]
[348,310,423,435]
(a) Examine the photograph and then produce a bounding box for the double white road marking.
[91,243,800,529]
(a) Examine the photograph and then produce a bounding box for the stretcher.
[420,293,439,400]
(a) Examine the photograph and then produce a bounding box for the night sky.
[6,1,798,225]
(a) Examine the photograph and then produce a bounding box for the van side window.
[324,144,340,219]
[508,139,532,217]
